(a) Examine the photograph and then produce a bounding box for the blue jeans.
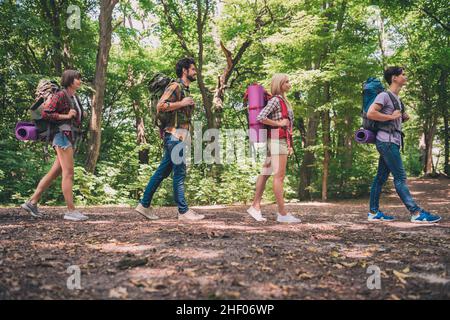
[140,133,189,214]
[369,140,420,214]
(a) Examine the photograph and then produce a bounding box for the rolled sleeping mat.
[247,84,265,107]
[247,84,266,143]
[15,122,38,141]
[355,128,376,144]
[248,125,267,143]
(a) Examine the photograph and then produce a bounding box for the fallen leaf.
[393,270,409,284]
[184,268,197,277]
[225,290,241,299]
[109,287,128,299]
[341,262,358,268]
[297,272,315,280]
[330,251,339,258]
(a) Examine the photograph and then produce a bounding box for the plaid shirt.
[41,91,82,127]
[257,95,294,125]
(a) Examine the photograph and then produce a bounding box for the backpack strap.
[175,82,183,128]
[385,91,405,152]
[386,91,404,113]
[61,90,81,145]
[277,96,292,148]
[175,80,192,132]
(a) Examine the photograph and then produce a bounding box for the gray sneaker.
[21,201,43,218]
[178,209,205,221]
[64,210,89,221]
[135,203,159,220]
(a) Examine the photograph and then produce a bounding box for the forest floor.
[0,177,449,300]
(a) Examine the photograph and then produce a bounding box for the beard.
[187,75,197,82]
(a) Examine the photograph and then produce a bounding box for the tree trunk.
[133,100,149,164]
[444,109,449,176]
[40,0,65,74]
[196,68,216,129]
[85,0,119,173]
[298,112,320,200]
[195,0,216,129]
[438,67,449,175]
[377,12,387,69]
[212,40,252,128]
[321,83,331,201]
[321,110,331,201]
[343,115,353,170]
[420,122,437,175]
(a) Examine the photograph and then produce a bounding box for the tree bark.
[298,112,320,200]
[321,83,331,201]
[40,0,66,74]
[127,65,149,165]
[438,67,449,175]
[420,121,437,175]
[377,12,387,69]
[212,40,252,128]
[133,100,149,164]
[85,0,119,173]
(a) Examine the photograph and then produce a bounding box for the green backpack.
[147,73,192,136]
[30,79,81,143]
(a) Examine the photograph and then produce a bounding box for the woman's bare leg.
[55,147,75,211]
[252,157,272,210]
[29,157,62,204]
[271,154,288,215]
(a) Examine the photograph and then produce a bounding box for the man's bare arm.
[367,103,401,122]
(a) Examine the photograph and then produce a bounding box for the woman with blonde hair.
[247,74,301,223]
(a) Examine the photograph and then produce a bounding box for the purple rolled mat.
[248,127,267,143]
[247,84,265,143]
[355,129,376,144]
[15,122,38,141]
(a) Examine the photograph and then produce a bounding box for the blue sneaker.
[368,210,395,222]
[410,210,441,224]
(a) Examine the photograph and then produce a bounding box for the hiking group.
[19,58,442,224]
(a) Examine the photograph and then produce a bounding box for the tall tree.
[85,0,120,173]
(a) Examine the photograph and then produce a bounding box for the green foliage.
[0,0,448,207]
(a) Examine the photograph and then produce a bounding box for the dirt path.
[0,178,449,300]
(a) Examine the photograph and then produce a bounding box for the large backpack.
[362,77,384,132]
[15,80,81,144]
[360,77,406,149]
[147,73,191,136]
[362,78,405,131]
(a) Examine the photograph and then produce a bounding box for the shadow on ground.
[0,177,449,299]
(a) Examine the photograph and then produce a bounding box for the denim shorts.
[52,132,72,150]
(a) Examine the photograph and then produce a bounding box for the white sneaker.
[246,206,267,222]
[64,210,89,221]
[178,209,205,221]
[276,213,301,223]
[135,203,159,220]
